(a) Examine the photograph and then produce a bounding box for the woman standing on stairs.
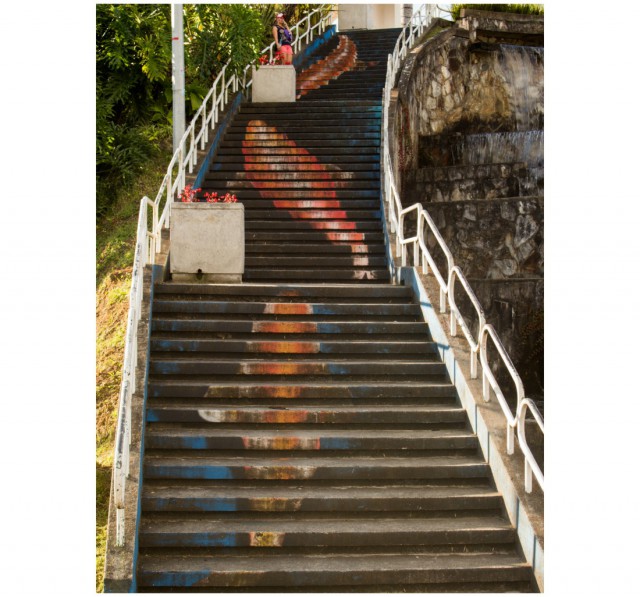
[273,12,293,65]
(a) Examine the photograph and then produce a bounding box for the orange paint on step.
[245,362,319,375]
[254,341,318,354]
[296,36,358,97]
[263,303,312,315]
[256,321,317,333]
[261,409,309,422]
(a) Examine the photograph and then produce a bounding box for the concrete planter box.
[170,202,245,283]
[252,65,296,103]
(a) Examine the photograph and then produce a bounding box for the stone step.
[212,155,380,164]
[224,138,381,148]
[217,147,380,156]
[244,220,383,230]
[153,283,410,299]
[245,231,383,242]
[207,180,379,191]
[244,256,388,267]
[226,132,381,141]
[242,269,389,283]
[244,242,385,253]
[146,402,464,425]
[139,515,515,548]
[141,482,502,513]
[228,124,380,134]
[238,200,382,210]
[151,301,417,317]
[145,427,477,452]
[243,209,381,220]
[205,171,379,181]
[149,338,436,356]
[151,319,430,336]
[147,359,447,378]
[147,381,456,400]
[137,551,531,589]
[143,453,490,481]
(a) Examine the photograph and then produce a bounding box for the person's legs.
[281,45,293,65]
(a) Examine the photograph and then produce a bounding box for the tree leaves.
[96,3,282,217]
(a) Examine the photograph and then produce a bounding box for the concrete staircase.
[135,28,535,592]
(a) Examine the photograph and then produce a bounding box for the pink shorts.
[278,45,293,55]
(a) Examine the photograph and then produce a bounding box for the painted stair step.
[141,483,502,513]
[151,320,430,335]
[147,381,456,400]
[218,147,380,156]
[139,515,515,548]
[229,125,381,134]
[245,221,382,230]
[242,270,389,281]
[240,202,381,212]
[150,339,436,355]
[146,403,463,425]
[238,100,382,108]
[214,190,380,199]
[209,180,380,190]
[226,132,381,141]
[245,231,383,241]
[214,155,380,164]
[206,171,379,181]
[152,283,412,299]
[148,359,447,378]
[152,302,418,316]
[144,428,477,451]
[143,454,490,481]
[244,243,385,254]
[224,140,381,149]
[137,552,531,588]
[243,210,382,220]
[244,256,388,267]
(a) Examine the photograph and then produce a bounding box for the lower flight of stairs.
[136,283,535,592]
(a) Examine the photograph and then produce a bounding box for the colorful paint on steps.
[254,321,317,334]
[249,531,285,547]
[241,121,338,202]
[244,465,317,480]
[296,35,358,97]
[262,303,313,315]
[239,362,322,376]
[242,436,321,451]
[250,341,319,353]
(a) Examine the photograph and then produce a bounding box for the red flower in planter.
[223,193,238,203]
[179,185,201,202]
[204,191,219,203]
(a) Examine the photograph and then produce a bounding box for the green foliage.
[450,4,544,21]
[96,3,282,219]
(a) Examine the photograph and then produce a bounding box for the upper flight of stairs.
[133,28,535,592]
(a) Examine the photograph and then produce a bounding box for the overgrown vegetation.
[98,4,268,218]
[450,4,544,21]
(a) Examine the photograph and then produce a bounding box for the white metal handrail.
[111,5,337,547]
[381,4,544,493]
[448,266,486,379]
[418,208,454,313]
[113,195,153,546]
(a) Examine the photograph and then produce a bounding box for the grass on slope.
[96,138,172,592]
